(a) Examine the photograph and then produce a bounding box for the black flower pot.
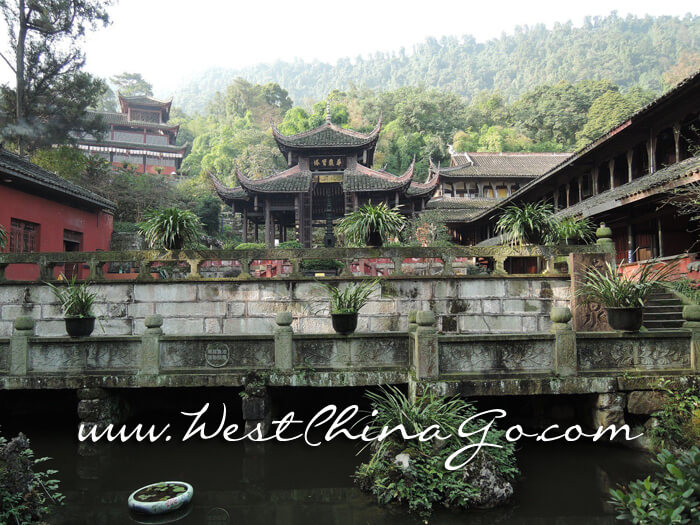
[605,307,643,331]
[65,317,95,337]
[331,313,358,335]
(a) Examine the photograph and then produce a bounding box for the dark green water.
[1,390,651,525]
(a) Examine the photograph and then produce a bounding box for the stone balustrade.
[0,244,612,282]
[1,307,697,396]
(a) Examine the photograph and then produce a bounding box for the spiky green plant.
[316,279,380,314]
[336,202,406,246]
[551,216,595,245]
[495,201,556,246]
[46,276,97,318]
[577,260,680,308]
[138,208,203,250]
[0,224,7,251]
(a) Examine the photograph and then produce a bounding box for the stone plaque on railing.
[569,253,613,332]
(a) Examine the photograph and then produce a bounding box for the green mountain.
[172,13,700,115]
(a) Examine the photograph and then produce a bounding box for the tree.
[110,72,153,97]
[576,91,638,146]
[0,0,112,153]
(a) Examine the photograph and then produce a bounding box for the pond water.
[2,392,651,525]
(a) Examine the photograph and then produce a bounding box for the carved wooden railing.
[0,244,611,282]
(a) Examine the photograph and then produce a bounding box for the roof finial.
[325,100,331,124]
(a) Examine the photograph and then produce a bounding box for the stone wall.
[0,277,570,337]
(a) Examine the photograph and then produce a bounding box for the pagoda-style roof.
[236,165,313,194]
[210,173,248,204]
[426,197,500,222]
[90,110,180,132]
[407,162,440,197]
[118,94,173,120]
[343,161,413,193]
[0,146,116,212]
[443,152,572,178]
[271,118,381,155]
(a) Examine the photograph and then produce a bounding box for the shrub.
[495,201,556,246]
[0,223,7,251]
[336,202,407,246]
[112,221,139,233]
[355,387,518,518]
[46,277,97,318]
[666,278,700,305]
[138,208,203,250]
[610,447,700,524]
[278,240,304,249]
[233,242,266,250]
[0,430,64,524]
[301,259,344,271]
[647,381,700,451]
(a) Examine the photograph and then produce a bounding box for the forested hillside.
[171,13,700,114]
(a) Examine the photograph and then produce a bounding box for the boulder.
[627,391,669,415]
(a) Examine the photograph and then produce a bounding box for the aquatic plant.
[611,447,700,524]
[355,386,518,518]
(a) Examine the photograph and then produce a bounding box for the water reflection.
[2,419,648,525]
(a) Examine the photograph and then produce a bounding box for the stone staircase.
[643,289,685,330]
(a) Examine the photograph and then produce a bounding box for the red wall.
[0,185,113,280]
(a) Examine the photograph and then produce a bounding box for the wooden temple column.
[353,193,359,212]
[565,184,570,208]
[294,195,301,243]
[608,159,615,189]
[673,122,681,163]
[592,167,599,195]
[657,218,664,258]
[627,224,635,263]
[647,134,657,174]
[553,190,559,211]
[254,224,259,243]
[242,209,248,242]
[577,176,583,202]
[395,192,399,208]
[626,150,634,183]
[264,198,272,248]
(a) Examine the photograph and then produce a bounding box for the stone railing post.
[87,258,104,280]
[391,256,404,276]
[596,222,616,261]
[550,307,576,376]
[186,258,204,280]
[413,311,438,379]
[140,314,163,376]
[10,316,34,376]
[274,312,294,371]
[683,305,700,371]
[137,260,154,281]
[492,255,507,276]
[238,258,252,280]
[407,311,417,368]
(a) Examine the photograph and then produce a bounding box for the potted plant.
[46,276,99,337]
[317,279,380,334]
[577,260,679,331]
[138,207,203,250]
[336,202,406,247]
[551,216,595,245]
[495,201,556,246]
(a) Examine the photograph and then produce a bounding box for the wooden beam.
[242,208,248,242]
[264,199,272,247]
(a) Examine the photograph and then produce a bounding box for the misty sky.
[1,0,698,96]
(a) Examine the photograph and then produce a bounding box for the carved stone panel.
[439,339,553,374]
[86,341,139,370]
[577,340,635,370]
[570,253,613,332]
[294,340,337,368]
[352,337,408,367]
[159,339,274,370]
[30,343,87,372]
[638,339,690,369]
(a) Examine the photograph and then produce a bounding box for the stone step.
[644,305,684,314]
[646,298,683,306]
[644,312,684,320]
[644,320,685,329]
[647,292,676,300]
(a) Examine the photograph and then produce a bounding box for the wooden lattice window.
[9,218,39,253]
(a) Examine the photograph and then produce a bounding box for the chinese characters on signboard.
[310,156,345,171]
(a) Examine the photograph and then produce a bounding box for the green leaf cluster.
[46,276,97,318]
[138,207,203,250]
[336,203,407,247]
[316,279,380,314]
[611,447,700,524]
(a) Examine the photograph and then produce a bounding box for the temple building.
[211,109,439,247]
[75,94,187,175]
[429,151,572,244]
[461,68,700,265]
